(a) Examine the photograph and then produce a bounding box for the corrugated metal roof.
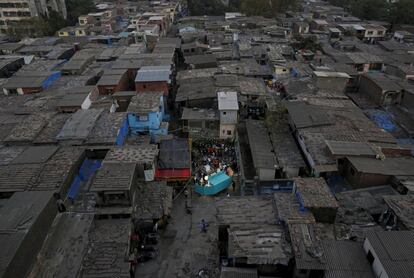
[29,213,93,278]
[325,140,377,157]
[11,146,58,164]
[245,120,277,170]
[57,109,103,140]
[347,156,414,176]
[158,139,190,169]
[365,231,414,278]
[185,54,217,65]
[323,240,374,278]
[135,65,171,82]
[220,267,258,278]
[218,91,239,110]
[181,107,218,120]
[285,101,334,129]
[0,191,55,277]
[90,162,136,192]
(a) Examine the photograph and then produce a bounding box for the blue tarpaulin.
[115,117,129,146]
[67,159,102,200]
[41,71,61,89]
[365,109,398,132]
[295,191,307,212]
[194,171,232,196]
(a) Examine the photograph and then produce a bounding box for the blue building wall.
[128,95,165,134]
[128,111,162,133]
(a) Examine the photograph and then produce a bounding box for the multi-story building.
[0,0,67,33]
[218,91,239,139]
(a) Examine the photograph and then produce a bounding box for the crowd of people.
[192,139,238,187]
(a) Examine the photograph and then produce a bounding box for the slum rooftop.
[0,0,413,277]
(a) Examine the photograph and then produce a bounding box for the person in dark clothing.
[200,219,208,233]
[54,193,66,212]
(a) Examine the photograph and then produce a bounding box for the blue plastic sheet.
[115,117,129,146]
[295,191,307,212]
[67,159,102,200]
[41,71,61,89]
[365,109,397,132]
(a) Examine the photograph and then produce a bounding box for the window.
[0,2,28,8]
[143,84,147,89]
[378,31,384,35]
[222,130,226,134]
[367,251,375,265]
[367,31,374,35]
[227,130,232,135]
[350,168,355,176]
[223,111,227,115]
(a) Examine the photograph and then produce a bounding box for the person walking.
[200,219,208,233]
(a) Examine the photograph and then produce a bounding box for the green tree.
[349,0,389,21]
[66,0,96,25]
[292,35,321,52]
[241,0,273,17]
[389,0,414,24]
[46,11,68,34]
[240,0,299,17]
[328,0,414,24]
[188,0,230,16]
[6,16,51,40]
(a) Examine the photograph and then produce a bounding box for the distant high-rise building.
[0,0,67,33]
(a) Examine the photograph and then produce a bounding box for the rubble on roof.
[135,181,173,219]
[3,112,55,144]
[86,112,127,145]
[216,196,292,265]
[104,145,158,164]
[383,195,414,230]
[295,178,338,209]
[0,146,83,193]
[80,218,130,278]
[127,92,163,115]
